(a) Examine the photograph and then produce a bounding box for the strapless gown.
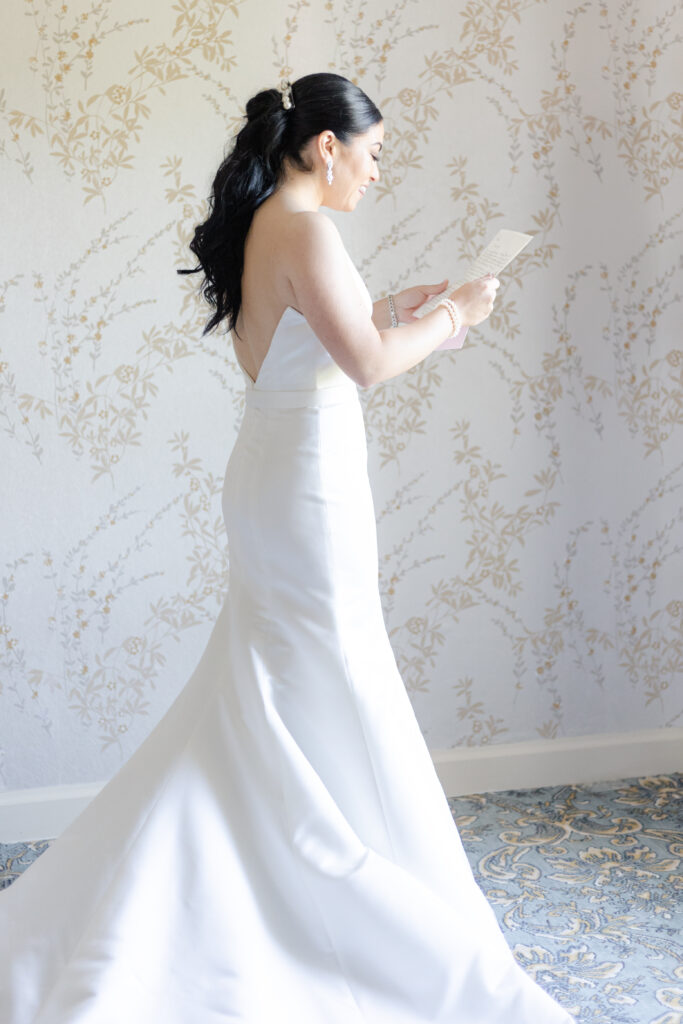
[0,253,576,1023]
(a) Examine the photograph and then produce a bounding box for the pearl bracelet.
[437,297,462,337]
[388,293,398,328]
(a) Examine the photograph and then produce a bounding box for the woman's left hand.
[393,279,449,323]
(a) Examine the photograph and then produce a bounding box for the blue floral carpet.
[1,772,681,1023]
[448,773,682,1024]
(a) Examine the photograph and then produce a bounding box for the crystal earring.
[326,157,334,185]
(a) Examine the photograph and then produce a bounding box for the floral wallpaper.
[1,0,681,790]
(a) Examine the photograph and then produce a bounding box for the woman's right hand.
[449,274,500,326]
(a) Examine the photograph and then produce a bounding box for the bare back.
[234,196,305,384]
[234,192,382,390]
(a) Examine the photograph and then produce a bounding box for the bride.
[0,72,576,1024]
[191,75,496,388]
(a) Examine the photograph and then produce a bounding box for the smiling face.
[325,121,384,211]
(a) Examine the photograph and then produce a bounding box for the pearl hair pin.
[279,80,295,110]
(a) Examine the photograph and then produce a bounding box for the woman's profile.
[0,72,576,1023]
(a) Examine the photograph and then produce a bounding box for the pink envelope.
[435,324,469,350]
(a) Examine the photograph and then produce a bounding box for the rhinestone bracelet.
[388,293,398,328]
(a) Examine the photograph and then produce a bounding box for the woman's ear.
[317,130,336,162]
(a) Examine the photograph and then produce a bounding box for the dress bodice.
[236,250,373,393]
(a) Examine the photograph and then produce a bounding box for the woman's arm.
[286,212,495,389]
[366,314,466,387]
[371,297,393,330]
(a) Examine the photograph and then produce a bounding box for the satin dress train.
[0,251,576,1023]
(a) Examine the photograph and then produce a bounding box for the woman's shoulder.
[248,201,350,304]
[287,213,351,285]
[286,208,344,254]
[256,200,344,261]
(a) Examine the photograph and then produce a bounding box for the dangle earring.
[326,157,334,185]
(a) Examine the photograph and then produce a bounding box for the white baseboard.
[0,781,107,843]
[0,728,681,843]
[432,726,683,798]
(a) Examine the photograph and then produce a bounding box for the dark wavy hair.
[177,73,382,336]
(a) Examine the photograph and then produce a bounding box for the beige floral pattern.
[1,0,681,788]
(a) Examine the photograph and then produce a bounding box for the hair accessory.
[279,79,295,111]
[326,157,334,185]
[388,293,398,327]
[437,297,462,337]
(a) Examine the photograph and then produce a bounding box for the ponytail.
[177,73,382,337]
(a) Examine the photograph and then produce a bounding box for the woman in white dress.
[0,73,576,1023]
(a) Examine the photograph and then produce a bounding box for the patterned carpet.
[448,773,682,1024]
[1,772,681,1023]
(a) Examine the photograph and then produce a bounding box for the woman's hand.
[448,275,500,327]
[393,275,500,327]
[393,279,449,322]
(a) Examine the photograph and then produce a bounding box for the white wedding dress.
[0,251,575,1023]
